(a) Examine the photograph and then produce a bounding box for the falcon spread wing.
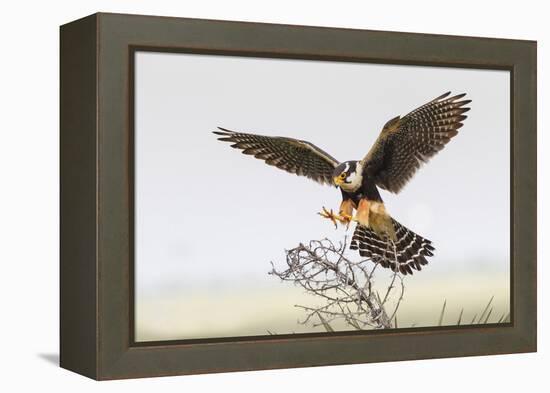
[213,127,340,185]
[361,92,471,193]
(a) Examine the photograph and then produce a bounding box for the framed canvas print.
[60,13,537,380]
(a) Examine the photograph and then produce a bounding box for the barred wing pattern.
[350,218,435,275]
[214,127,339,185]
[362,92,471,193]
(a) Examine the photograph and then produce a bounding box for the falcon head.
[333,161,363,192]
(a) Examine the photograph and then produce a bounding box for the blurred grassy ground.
[136,269,509,341]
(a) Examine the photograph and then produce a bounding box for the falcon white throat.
[214,92,470,275]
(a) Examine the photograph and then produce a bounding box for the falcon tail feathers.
[350,218,434,275]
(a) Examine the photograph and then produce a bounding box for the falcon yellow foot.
[318,207,354,229]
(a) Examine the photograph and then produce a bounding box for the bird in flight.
[214,92,470,275]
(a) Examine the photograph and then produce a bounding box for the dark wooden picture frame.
[60,12,536,380]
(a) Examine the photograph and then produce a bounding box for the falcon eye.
[339,172,347,179]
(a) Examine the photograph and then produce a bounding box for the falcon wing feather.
[361,92,471,193]
[213,127,340,186]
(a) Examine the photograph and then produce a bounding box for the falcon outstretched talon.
[318,207,338,229]
[214,92,470,274]
[318,207,353,229]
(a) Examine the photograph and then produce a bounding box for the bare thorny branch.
[269,237,405,330]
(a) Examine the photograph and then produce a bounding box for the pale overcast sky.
[134,51,510,340]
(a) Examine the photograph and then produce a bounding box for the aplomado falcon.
[214,92,471,275]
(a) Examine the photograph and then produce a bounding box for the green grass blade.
[345,315,362,330]
[456,308,464,326]
[483,307,493,324]
[438,300,447,326]
[316,312,335,332]
[477,296,494,324]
